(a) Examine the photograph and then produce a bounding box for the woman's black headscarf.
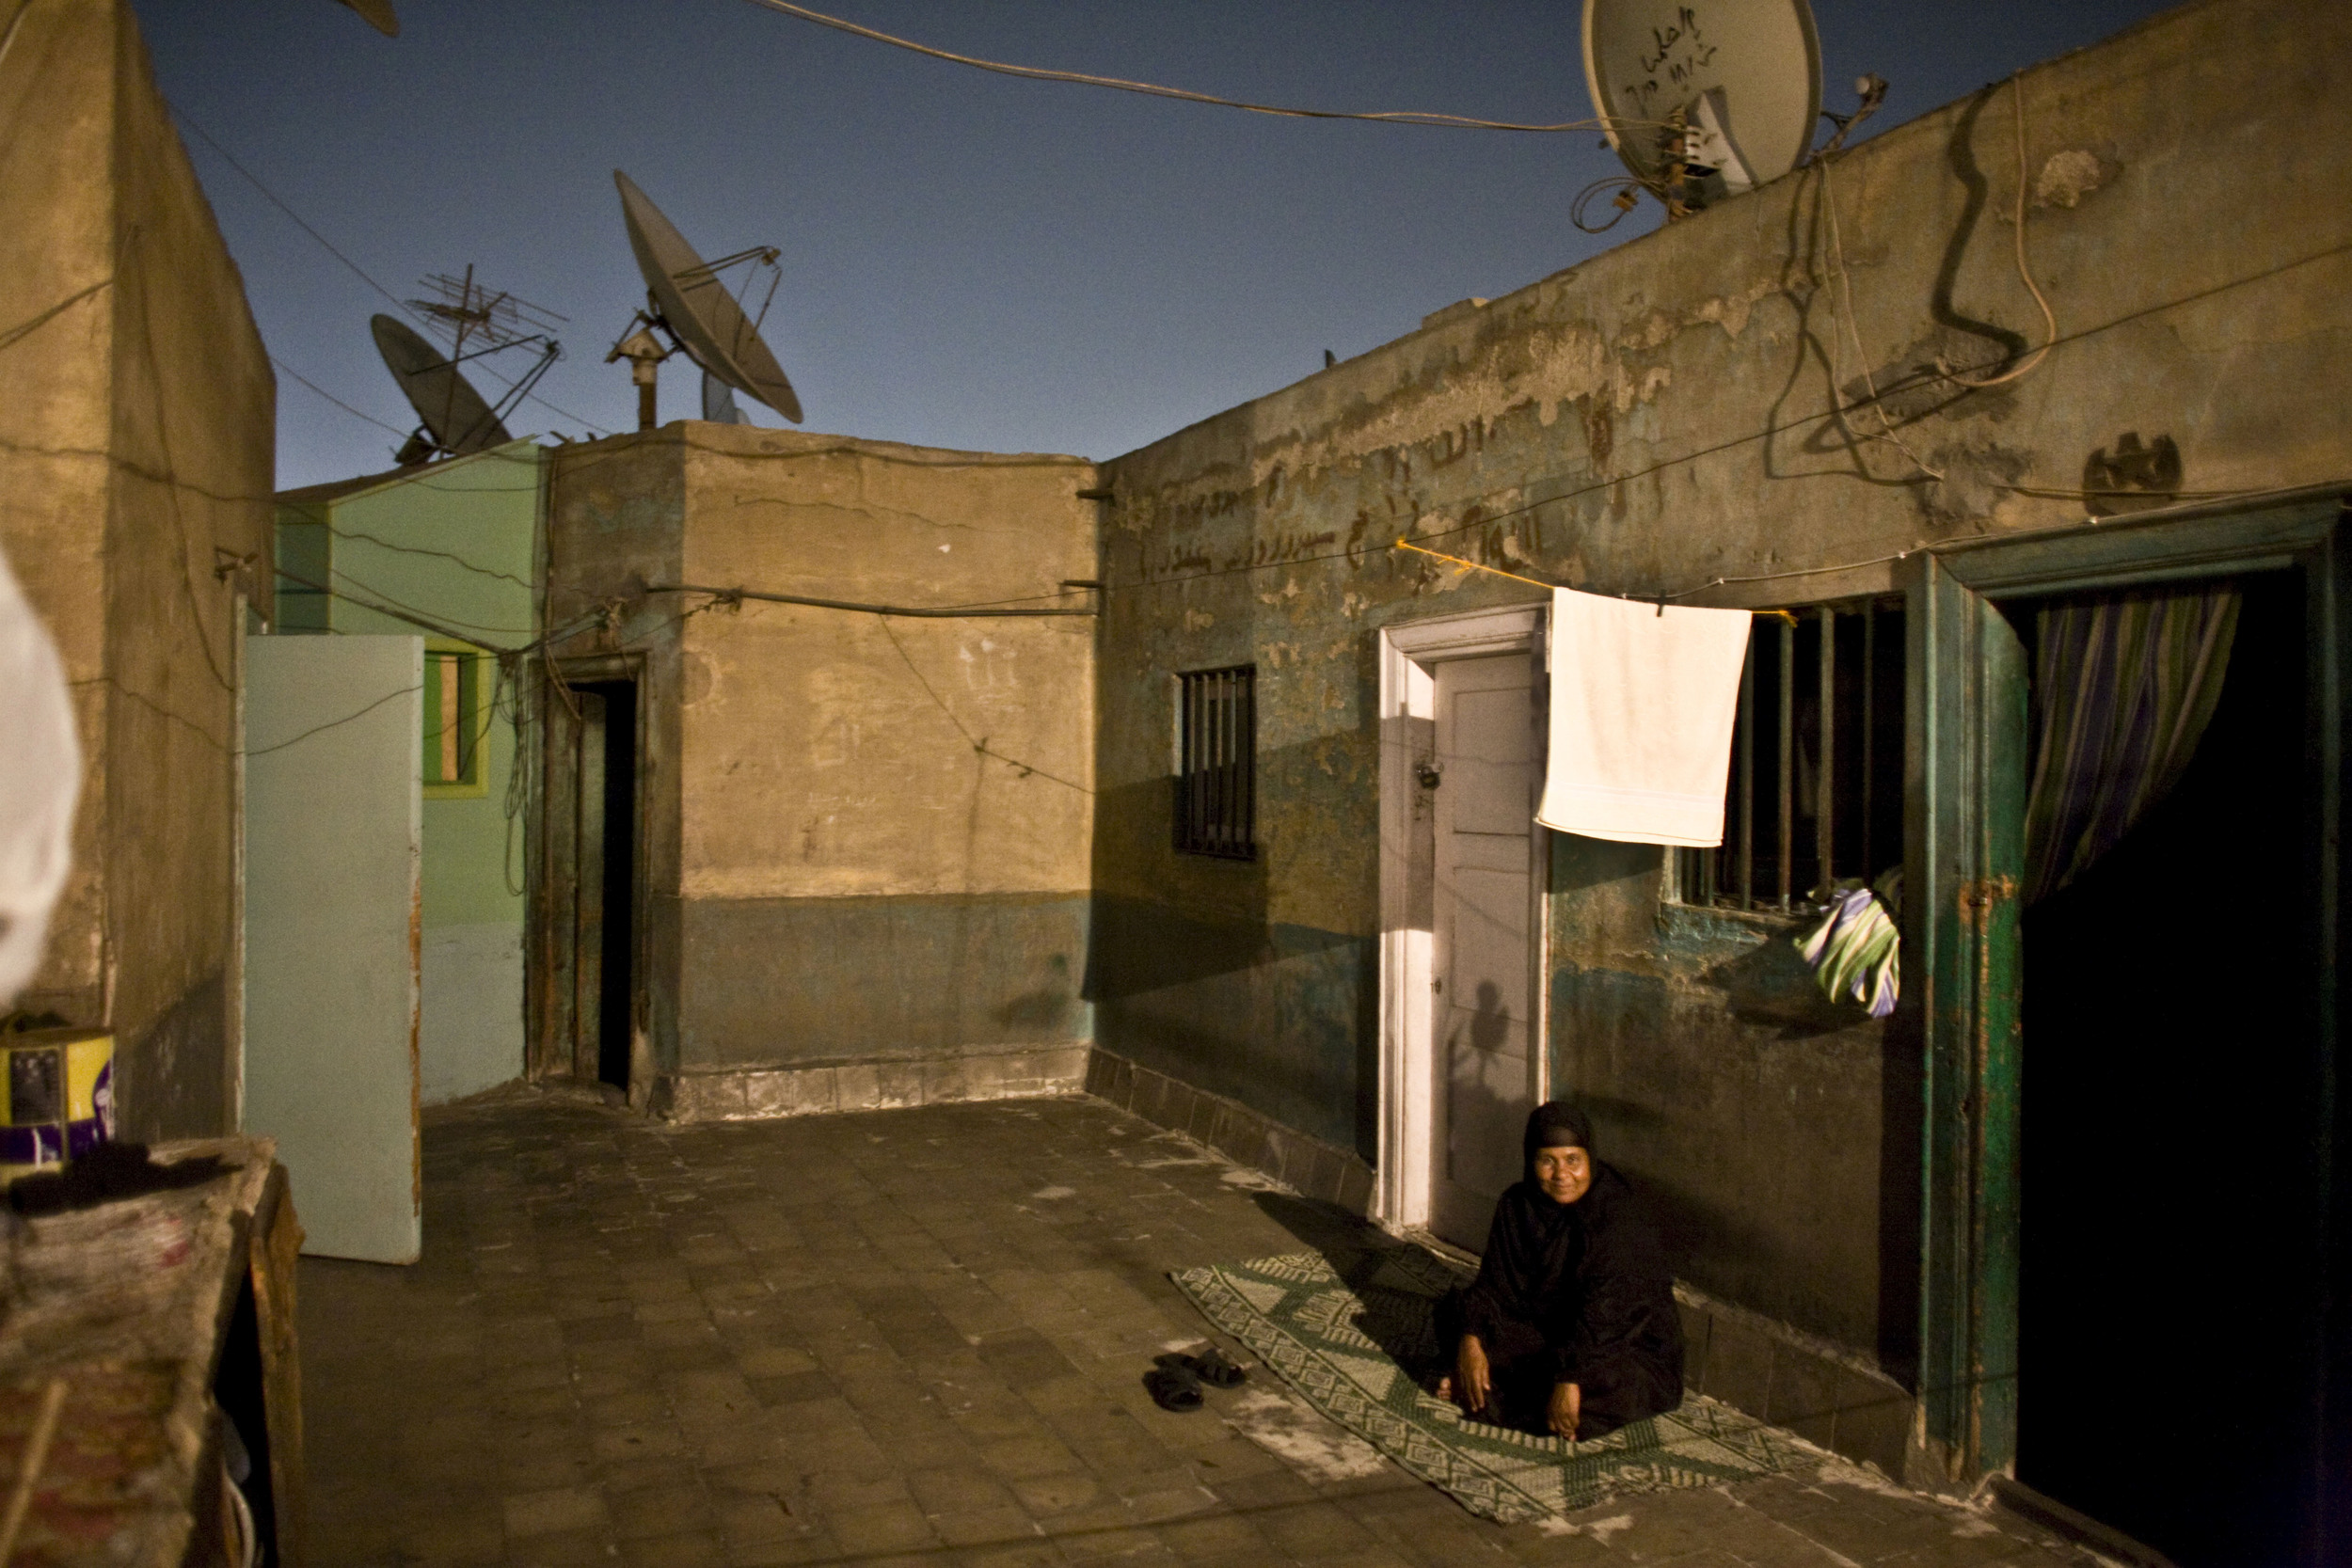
[1522,1101,1595,1184]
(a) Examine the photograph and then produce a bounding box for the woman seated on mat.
[1435,1101,1684,1441]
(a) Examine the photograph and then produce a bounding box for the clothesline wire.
[737,0,1649,135]
[1395,540,1804,621]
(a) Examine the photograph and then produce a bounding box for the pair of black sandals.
[1144,1346,1248,1411]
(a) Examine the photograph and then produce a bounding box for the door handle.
[1416,762,1443,789]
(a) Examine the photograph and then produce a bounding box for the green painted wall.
[273,439,544,1101]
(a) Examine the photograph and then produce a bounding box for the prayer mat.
[1171,1244,1813,1524]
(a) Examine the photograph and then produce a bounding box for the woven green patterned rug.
[1171,1245,1812,1524]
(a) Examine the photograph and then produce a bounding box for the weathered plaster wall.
[1095,0,2352,1366]
[671,426,1097,1077]
[544,424,1098,1113]
[275,439,544,1103]
[0,0,273,1138]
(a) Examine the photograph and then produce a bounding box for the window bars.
[1175,665,1256,860]
[1676,597,1905,912]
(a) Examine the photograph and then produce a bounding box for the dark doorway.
[2015,569,2326,1566]
[574,679,638,1092]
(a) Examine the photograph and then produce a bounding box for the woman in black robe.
[1437,1101,1684,1440]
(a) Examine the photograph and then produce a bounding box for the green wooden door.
[1910,556,2026,1482]
[1908,489,2347,1560]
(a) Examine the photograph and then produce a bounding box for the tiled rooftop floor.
[300,1087,2101,1567]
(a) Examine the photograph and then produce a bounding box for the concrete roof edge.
[274,436,546,509]
[1100,0,2242,473]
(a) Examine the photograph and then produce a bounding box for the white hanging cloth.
[1534,587,1752,847]
[0,543,81,1004]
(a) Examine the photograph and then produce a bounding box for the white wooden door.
[244,636,422,1263]
[1429,652,1540,1248]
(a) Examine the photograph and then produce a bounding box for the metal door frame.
[1909,486,2349,1498]
[530,652,649,1093]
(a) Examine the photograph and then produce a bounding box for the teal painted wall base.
[676,892,1089,1069]
[1086,895,1375,1156]
[1082,1046,1373,1214]
[653,1041,1089,1122]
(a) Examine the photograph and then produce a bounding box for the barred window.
[1175,665,1256,860]
[1674,597,1905,911]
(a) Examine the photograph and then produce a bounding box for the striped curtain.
[2023,587,2240,904]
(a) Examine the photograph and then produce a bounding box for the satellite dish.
[613,170,803,424]
[371,314,512,462]
[332,0,399,37]
[701,370,752,426]
[1582,0,1821,205]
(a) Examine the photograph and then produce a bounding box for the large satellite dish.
[372,314,511,462]
[613,171,803,424]
[1583,0,1821,207]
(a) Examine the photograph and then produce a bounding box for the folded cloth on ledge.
[1795,885,1900,1018]
[1534,588,1754,847]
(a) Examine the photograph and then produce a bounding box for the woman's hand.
[1548,1381,1581,1440]
[1454,1335,1491,1415]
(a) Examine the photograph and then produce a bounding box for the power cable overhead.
[738,0,1637,133]
[168,106,612,437]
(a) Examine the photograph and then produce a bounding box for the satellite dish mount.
[610,171,803,428]
[372,266,565,464]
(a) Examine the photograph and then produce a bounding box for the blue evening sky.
[131,1,2184,489]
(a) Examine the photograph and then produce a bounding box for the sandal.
[1155,1348,1248,1388]
[1144,1364,1204,1412]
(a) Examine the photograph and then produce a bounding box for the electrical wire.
[242,681,421,758]
[645,581,1091,619]
[168,106,612,436]
[271,355,413,438]
[1091,230,2352,602]
[1935,73,2055,388]
[1817,156,1947,483]
[0,275,114,358]
[874,617,1091,794]
[325,525,535,592]
[738,0,1640,134]
[1571,177,1654,234]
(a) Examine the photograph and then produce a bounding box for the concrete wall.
[544,424,1098,1115]
[1093,0,2352,1372]
[274,439,544,1103]
[0,0,273,1138]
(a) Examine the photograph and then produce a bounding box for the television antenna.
[608,170,803,431]
[371,266,565,466]
[1581,0,1823,219]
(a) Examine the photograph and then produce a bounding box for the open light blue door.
[244,635,422,1263]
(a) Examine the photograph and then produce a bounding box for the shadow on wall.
[1549,958,1919,1376]
[1084,769,1378,1157]
[1084,893,1375,1156]
[1701,937,1869,1038]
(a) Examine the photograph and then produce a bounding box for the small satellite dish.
[1582,0,1821,209]
[701,371,751,426]
[613,170,803,424]
[372,314,511,463]
[369,269,564,465]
